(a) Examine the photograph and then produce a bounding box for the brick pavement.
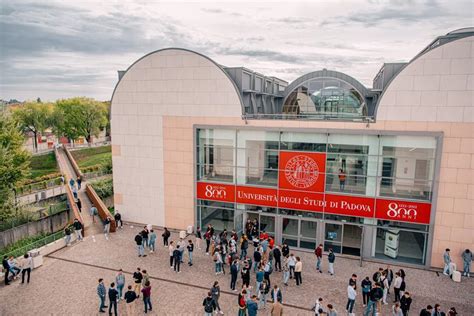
[0,226,473,315]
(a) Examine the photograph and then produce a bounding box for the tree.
[53,97,107,146]
[12,101,51,152]
[0,112,30,220]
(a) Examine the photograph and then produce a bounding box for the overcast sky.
[1,0,472,101]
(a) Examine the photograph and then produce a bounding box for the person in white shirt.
[393,271,403,302]
[168,241,175,268]
[288,254,296,279]
[312,297,324,315]
[382,271,389,305]
[346,284,356,315]
[21,253,33,284]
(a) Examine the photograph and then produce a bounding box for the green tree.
[12,101,51,152]
[53,97,107,146]
[0,112,31,220]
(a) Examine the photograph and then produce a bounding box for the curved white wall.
[377,36,473,123]
[111,49,242,226]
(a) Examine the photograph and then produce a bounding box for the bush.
[90,178,113,199]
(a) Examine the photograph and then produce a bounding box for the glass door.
[299,219,318,250]
[342,224,362,256]
[324,222,343,253]
[281,217,299,247]
[260,214,276,239]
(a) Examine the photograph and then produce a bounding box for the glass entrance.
[324,223,343,253]
[324,222,362,256]
[281,217,318,249]
[246,212,276,239]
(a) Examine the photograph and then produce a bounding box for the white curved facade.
[111,34,473,269]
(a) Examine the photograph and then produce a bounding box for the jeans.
[231,274,237,290]
[149,241,155,251]
[163,237,169,246]
[253,261,260,272]
[383,288,388,304]
[464,261,471,275]
[362,291,370,305]
[443,263,450,274]
[205,239,210,253]
[144,296,152,313]
[364,299,377,316]
[117,284,124,299]
[329,262,334,274]
[215,262,222,273]
[259,293,267,308]
[275,259,281,271]
[240,248,247,259]
[256,281,262,295]
[188,251,193,264]
[21,268,31,283]
[138,244,144,256]
[65,235,71,245]
[346,299,355,313]
[75,229,83,241]
[99,295,106,311]
[174,259,180,272]
[104,224,110,237]
[283,271,290,284]
[394,288,400,302]
[109,300,117,315]
[143,238,148,249]
[316,257,321,271]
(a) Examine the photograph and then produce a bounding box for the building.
[110,28,473,269]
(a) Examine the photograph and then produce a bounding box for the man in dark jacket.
[273,246,282,271]
[135,233,145,257]
[315,244,323,273]
[2,256,10,285]
[124,285,137,315]
[108,282,118,316]
[173,245,182,272]
[73,219,83,241]
[420,305,433,316]
[361,276,372,306]
[114,211,122,228]
[230,259,239,291]
[270,284,282,303]
[400,292,412,316]
[203,291,217,315]
[281,243,289,257]
[363,282,383,316]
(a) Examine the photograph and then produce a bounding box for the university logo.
[386,202,417,220]
[284,155,320,189]
[204,185,227,199]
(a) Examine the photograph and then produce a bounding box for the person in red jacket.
[315,244,323,273]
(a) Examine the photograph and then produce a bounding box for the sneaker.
[143,255,147,257]
[138,255,142,257]
[319,270,322,273]
[150,250,154,253]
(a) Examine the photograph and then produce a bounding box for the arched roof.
[282,69,370,105]
[110,47,244,115]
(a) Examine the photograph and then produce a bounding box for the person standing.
[253,247,262,272]
[124,285,137,316]
[256,267,264,295]
[211,281,224,314]
[338,169,346,191]
[462,249,472,277]
[288,253,296,279]
[173,245,181,273]
[393,272,402,302]
[247,295,259,316]
[135,232,145,257]
[187,239,194,266]
[115,269,125,300]
[195,226,202,250]
[20,253,33,284]
[399,292,412,316]
[2,256,10,285]
[381,271,389,305]
[230,259,239,291]
[133,267,143,297]
[312,297,324,315]
[76,198,82,213]
[69,178,75,188]
[328,248,335,276]
[419,305,433,316]
[315,244,323,273]
[271,300,283,316]
[141,228,149,250]
[294,256,303,286]
[241,261,250,288]
[273,246,282,271]
[327,304,338,316]
[364,282,383,316]
[238,289,247,316]
[64,226,72,246]
[148,229,157,253]
[271,284,282,303]
[114,211,122,229]
[259,279,270,309]
[347,283,356,315]
[361,276,372,307]
[282,255,290,286]
[141,270,150,291]
[141,280,152,313]
[281,243,289,258]
[203,291,217,316]
[76,176,82,189]
[162,227,171,247]
[108,282,118,316]
[104,217,111,240]
[443,248,451,275]
[392,302,403,316]
[73,219,83,241]
[168,241,175,268]
[90,204,98,223]
[263,260,272,288]
[97,279,107,313]
[240,235,249,260]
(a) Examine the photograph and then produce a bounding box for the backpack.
[372,272,380,282]
[204,299,213,313]
[268,265,273,274]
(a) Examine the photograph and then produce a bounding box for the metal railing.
[0,230,66,259]
[242,113,375,122]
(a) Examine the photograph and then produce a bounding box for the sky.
[0,0,472,101]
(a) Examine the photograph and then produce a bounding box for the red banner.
[375,199,431,224]
[278,151,326,192]
[236,186,278,207]
[325,194,375,218]
[196,182,235,203]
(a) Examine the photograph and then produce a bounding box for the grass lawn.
[29,152,59,179]
[71,145,111,169]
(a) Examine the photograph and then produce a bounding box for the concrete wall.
[0,209,71,249]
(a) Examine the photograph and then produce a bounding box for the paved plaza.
[1,226,473,316]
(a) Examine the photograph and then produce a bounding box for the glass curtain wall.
[196,128,438,265]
